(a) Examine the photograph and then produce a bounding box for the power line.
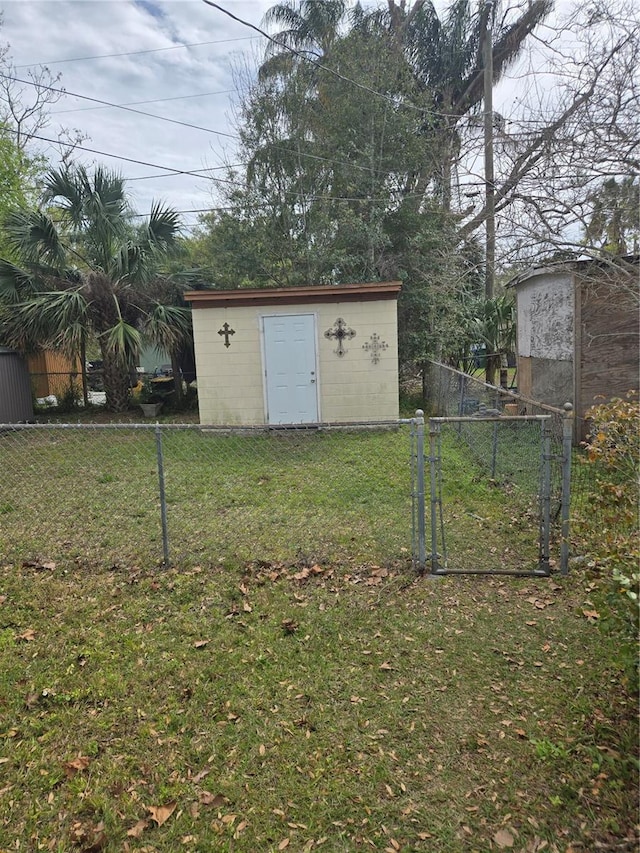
[2,126,428,206]
[14,36,258,69]
[0,72,238,141]
[1,72,399,179]
[127,164,244,182]
[52,90,236,116]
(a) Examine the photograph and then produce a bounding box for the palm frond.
[1,289,89,354]
[143,302,193,355]
[0,259,41,303]
[3,208,67,267]
[99,318,142,364]
[145,203,181,251]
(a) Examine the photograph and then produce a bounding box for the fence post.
[428,419,441,574]
[560,402,574,575]
[491,389,500,479]
[457,375,465,434]
[414,410,427,573]
[539,418,552,575]
[154,422,170,566]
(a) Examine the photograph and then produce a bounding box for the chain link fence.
[0,422,418,572]
[1,394,572,576]
[424,360,573,514]
[417,361,574,575]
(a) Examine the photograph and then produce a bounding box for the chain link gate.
[411,410,572,577]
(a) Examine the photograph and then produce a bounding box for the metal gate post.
[413,409,427,572]
[539,418,552,575]
[414,410,426,572]
[560,403,574,575]
[428,419,441,574]
[154,422,170,566]
[490,390,500,478]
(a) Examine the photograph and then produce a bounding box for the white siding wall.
[192,299,399,424]
[516,271,574,360]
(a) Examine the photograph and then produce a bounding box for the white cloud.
[1,0,274,228]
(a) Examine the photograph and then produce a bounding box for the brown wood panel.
[578,274,639,421]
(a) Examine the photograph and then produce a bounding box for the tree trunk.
[485,353,498,387]
[101,345,131,413]
[170,352,183,407]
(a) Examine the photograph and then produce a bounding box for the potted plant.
[134,379,164,417]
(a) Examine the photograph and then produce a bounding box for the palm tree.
[0,165,189,412]
[370,0,553,208]
[259,0,352,79]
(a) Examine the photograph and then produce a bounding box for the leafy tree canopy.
[0,165,190,412]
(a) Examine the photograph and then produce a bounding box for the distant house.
[509,256,639,440]
[27,350,82,401]
[184,281,401,425]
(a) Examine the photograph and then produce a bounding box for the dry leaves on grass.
[22,558,55,571]
[494,828,515,848]
[16,628,36,642]
[147,800,177,826]
[63,755,91,778]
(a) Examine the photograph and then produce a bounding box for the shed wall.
[515,271,573,360]
[0,349,34,422]
[577,272,639,434]
[192,299,399,424]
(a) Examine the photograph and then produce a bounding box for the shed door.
[263,314,318,424]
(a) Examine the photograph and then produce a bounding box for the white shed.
[185,281,401,425]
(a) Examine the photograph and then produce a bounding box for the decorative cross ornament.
[362,332,388,364]
[218,322,235,348]
[324,317,356,357]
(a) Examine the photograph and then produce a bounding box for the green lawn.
[0,561,636,852]
[0,425,636,851]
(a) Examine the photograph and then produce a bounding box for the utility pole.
[483,0,498,386]
[483,0,495,302]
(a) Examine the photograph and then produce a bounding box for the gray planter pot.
[139,402,163,417]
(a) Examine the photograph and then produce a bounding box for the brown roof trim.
[185,281,402,308]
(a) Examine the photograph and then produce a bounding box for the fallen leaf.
[199,792,228,807]
[370,567,389,578]
[147,801,177,826]
[193,640,210,648]
[278,839,290,850]
[16,629,36,642]
[192,768,209,783]
[379,662,394,671]
[582,609,599,621]
[494,829,515,848]
[22,558,55,571]
[234,820,248,835]
[127,820,148,838]
[82,830,107,853]
[63,756,91,777]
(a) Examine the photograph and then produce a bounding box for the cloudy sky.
[0,0,569,233]
[1,0,279,231]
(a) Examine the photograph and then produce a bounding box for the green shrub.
[577,392,639,685]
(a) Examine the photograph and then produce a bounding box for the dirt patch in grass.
[0,559,636,852]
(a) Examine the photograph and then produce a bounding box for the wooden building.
[27,350,82,399]
[509,256,639,440]
[185,282,401,425]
